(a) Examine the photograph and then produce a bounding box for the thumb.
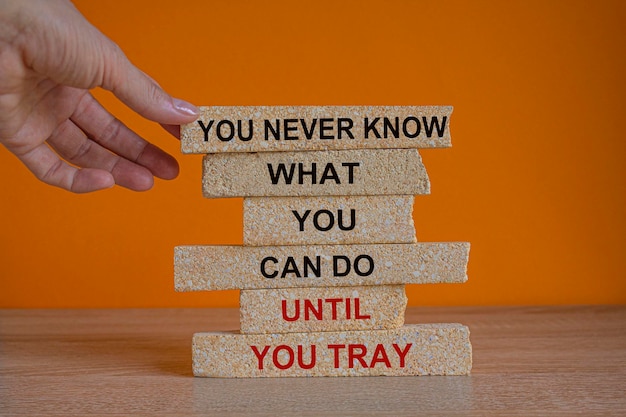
[101,46,199,125]
[26,0,200,126]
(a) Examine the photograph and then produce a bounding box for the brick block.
[174,242,469,291]
[240,285,406,334]
[192,324,472,377]
[243,195,416,246]
[202,149,429,198]
[182,106,452,154]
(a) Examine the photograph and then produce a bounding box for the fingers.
[46,119,155,191]
[160,124,180,139]
[21,0,199,126]
[71,93,179,181]
[15,113,170,193]
[99,41,199,125]
[4,2,194,193]
[16,142,114,193]
[4,86,177,192]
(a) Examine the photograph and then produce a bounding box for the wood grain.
[1,306,625,416]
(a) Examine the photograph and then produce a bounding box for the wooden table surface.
[1,306,625,416]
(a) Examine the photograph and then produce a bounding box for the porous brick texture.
[192,324,472,377]
[182,105,452,154]
[202,149,430,198]
[239,285,407,334]
[174,242,470,291]
[243,195,416,246]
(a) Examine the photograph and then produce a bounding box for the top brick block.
[181,106,452,154]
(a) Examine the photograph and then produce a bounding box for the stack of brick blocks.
[174,106,472,377]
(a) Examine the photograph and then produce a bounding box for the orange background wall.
[1,0,625,308]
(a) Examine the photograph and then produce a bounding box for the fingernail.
[173,98,199,117]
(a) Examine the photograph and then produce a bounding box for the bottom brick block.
[192,324,472,377]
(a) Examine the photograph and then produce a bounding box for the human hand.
[0,0,198,193]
